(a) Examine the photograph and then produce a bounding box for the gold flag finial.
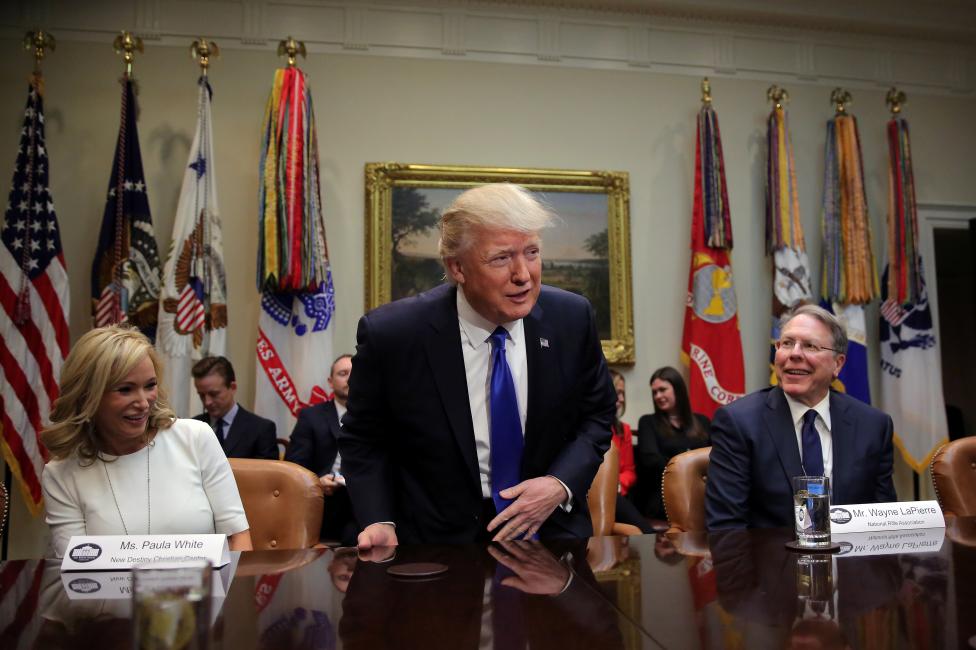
[113,31,144,76]
[23,30,56,72]
[701,77,712,106]
[277,36,306,68]
[886,87,907,116]
[767,84,789,109]
[191,38,219,75]
[830,87,852,115]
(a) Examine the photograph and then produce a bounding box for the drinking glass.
[132,559,212,650]
[792,476,831,548]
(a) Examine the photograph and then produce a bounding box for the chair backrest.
[662,447,711,533]
[931,437,976,518]
[229,458,324,549]
[588,443,619,537]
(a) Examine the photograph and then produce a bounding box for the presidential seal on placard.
[68,543,102,563]
[692,262,737,324]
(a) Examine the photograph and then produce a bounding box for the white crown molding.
[1,0,973,95]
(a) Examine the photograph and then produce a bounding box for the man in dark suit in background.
[340,183,617,549]
[285,353,357,544]
[192,356,278,460]
[705,304,897,530]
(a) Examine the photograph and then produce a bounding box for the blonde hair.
[42,326,176,463]
[438,183,554,282]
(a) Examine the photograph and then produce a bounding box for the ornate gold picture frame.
[364,163,634,364]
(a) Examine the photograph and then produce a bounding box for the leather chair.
[229,458,324,550]
[931,437,976,517]
[588,444,644,537]
[662,447,711,534]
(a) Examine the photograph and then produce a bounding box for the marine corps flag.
[680,88,745,419]
[819,93,878,404]
[91,76,161,341]
[879,103,948,472]
[254,63,335,437]
[158,75,228,416]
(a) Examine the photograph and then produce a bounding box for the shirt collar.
[456,286,521,348]
[219,402,240,429]
[784,391,832,431]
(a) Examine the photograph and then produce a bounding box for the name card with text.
[828,500,944,534]
[833,527,945,557]
[61,534,230,572]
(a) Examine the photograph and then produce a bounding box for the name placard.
[61,534,230,572]
[828,500,944,534]
[833,527,945,557]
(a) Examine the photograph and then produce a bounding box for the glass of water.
[792,476,831,548]
[132,559,212,650]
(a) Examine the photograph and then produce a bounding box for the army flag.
[91,76,161,340]
[0,77,69,514]
[680,102,745,419]
[157,76,228,417]
[820,110,878,404]
[765,98,812,383]
[255,66,335,437]
[880,115,947,472]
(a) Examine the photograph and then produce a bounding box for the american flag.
[0,560,45,647]
[0,81,69,514]
[90,76,161,342]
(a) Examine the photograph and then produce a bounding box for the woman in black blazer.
[632,366,710,520]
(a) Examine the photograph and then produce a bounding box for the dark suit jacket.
[339,283,616,544]
[705,386,896,530]
[285,401,341,475]
[193,405,278,460]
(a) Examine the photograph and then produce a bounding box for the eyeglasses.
[774,338,840,355]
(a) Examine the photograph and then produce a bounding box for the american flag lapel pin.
[540,338,549,349]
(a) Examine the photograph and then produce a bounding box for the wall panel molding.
[1,0,972,95]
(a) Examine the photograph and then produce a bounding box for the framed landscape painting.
[364,163,634,364]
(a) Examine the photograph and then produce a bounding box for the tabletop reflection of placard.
[60,534,230,572]
[828,500,944,534]
[833,527,945,558]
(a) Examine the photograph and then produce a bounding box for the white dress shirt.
[456,289,529,498]
[332,401,347,476]
[784,392,833,479]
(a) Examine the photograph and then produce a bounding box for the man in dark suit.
[705,304,896,530]
[192,356,278,460]
[340,183,616,549]
[285,353,357,544]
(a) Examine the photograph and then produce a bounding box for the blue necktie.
[801,409,824,476]
[215,418,225,448]
[489,327,524,513]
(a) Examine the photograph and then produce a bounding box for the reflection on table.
[2,520,974,649]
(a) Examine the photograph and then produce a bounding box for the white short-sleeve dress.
[42,418,249,558]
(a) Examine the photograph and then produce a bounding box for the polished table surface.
[3,517,975,649]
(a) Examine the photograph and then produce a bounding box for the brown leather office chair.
[229,458,324,550]
[662,447,711,534]
[588,444,644,537]
[931,437,976,517]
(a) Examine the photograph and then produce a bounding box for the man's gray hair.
[438,183,554,279]
[781,303,848,355]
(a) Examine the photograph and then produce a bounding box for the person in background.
[633,366,710,521]
[192,356,278,460]
[41,326,252,558]
[609,370,654,534]
[286,354,358,545]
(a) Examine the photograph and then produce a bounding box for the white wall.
[1,4,975,557]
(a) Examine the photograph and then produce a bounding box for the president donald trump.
[339,183,616,549]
